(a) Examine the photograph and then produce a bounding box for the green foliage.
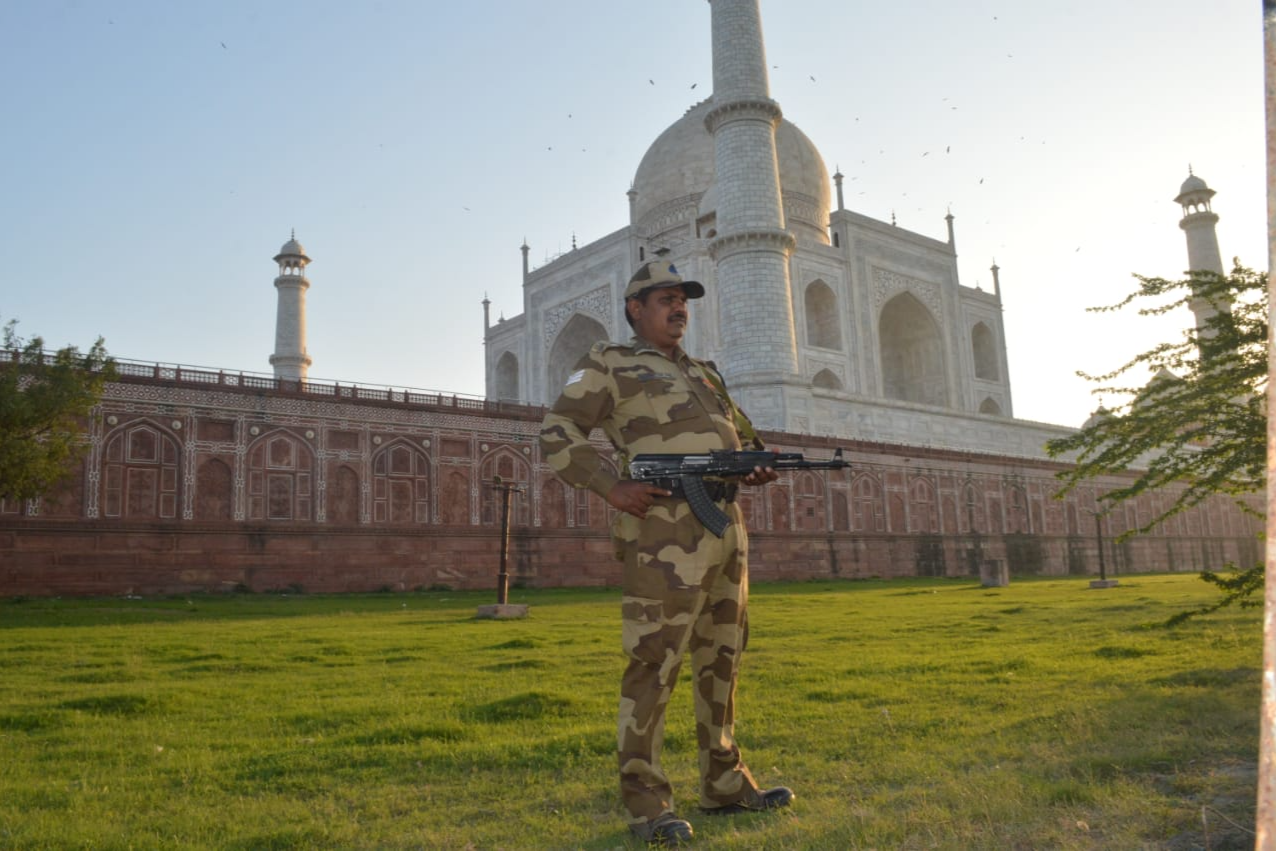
[1046,263,1266,528]
[1045,265,1266,618]
[0,579,1260,849]
[0,318,115,501]
[1164,564,1268,625]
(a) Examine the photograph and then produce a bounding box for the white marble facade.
[485,0,1032,456]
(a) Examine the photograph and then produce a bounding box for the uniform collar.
[630,335,687,363]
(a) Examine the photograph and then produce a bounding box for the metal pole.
[495,476,512,606]
[1095,513,1107,582]
[1257,1,1276,844]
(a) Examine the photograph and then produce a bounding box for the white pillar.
[269,235,313,381]
[705,0,799,395]
[1175,174,1228,337]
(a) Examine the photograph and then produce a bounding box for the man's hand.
[741,465,779,487]
[608,480,672,519]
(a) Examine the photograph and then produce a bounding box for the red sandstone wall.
[0,373,1263,598]
[1,521,1257,598]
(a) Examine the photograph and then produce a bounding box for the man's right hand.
[607,480,672,519]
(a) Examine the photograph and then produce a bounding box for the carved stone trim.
[704,97,783,133]
[873,267,942,317]
[542,286,612,348]
[807,358,847,383]
[708,228,796,261]
[783,191,823,227]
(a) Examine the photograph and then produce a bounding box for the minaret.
[269,232,313,381]
[1174,169,1228,335]
[704,0,800,411]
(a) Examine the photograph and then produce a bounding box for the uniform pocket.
[611,511,639,562]
[620,595,668,666]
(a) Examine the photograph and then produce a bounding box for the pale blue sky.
[1,0,1266,428]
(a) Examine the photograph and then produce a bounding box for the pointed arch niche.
[246,430,314,522]
[879,292,947,407]
[812,369,843,391]
[971,322,999,380]
[372,441,431,524]
[494,351,520,401]
[547,314,608,397]
[102,420,181,520]
[804,280,842,350]
[480,450,532,527]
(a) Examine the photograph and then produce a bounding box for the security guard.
[540,259,793,846]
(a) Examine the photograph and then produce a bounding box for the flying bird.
[220,41,227,49]
[809,75,816,82]
[648,79,655,85]
[690,83,697,89]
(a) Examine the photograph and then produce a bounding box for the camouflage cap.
[624,259,706,300]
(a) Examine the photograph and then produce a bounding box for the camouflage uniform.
[540,336,765,834]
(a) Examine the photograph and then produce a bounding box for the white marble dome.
[631,98,831,244]
[1175,173,1214,205]
[277,237,308,258]
[1179,174,1208,195]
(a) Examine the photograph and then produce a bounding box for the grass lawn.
[0,574,1260,849]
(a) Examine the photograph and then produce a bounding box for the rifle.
[627,448,850,537]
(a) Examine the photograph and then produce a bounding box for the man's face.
[628,285,690,351]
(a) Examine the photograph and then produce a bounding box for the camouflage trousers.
[616,496,759,829]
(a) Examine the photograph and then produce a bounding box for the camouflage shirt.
[540,336,751,498]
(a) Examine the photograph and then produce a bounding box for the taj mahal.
[0,0,1257,598]
[478,5,1233,463]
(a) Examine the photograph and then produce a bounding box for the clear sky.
[1,0,1267,429]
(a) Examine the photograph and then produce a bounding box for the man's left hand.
[741,466,779,487]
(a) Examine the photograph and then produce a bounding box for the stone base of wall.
[0,523,609,597]
[2,521,1245,598]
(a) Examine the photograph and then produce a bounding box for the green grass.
[0,575,1260,849]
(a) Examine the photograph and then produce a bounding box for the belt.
[649,478,738,504]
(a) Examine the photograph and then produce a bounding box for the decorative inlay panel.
[543,286,612,348]
[872,268,942,317]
